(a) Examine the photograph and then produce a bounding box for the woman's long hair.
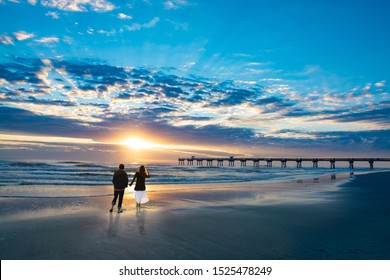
[139,165,149,177]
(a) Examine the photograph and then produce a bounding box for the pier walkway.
[178,156,390,169]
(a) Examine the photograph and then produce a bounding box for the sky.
[0,0,389,163]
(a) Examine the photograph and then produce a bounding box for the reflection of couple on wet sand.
[107,207,147,237]
[107,204,147,238]
[109,164,150,213]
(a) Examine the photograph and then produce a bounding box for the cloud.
[51,60,129,88]
[210,88,259,107]
[0,57,44,84]
[164,0,190,10]
[125,17,160,31]
[166,19,189,31]
[0,35,14,45]
[45,11,60,19]
[309,130,390,151]
[143,17,160,28]
[320,107,390,125]
[38,0,116,12]
[2,95,76,107]
[117,12,132,20]
[97,29,116,36]
[375,81,386,87]
[0,106,96,138]
[13,31,35,41]
[255,129,390,153]
[35,37,60,44]
[1,57,389,155]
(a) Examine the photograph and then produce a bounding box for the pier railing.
[178,157,390,169]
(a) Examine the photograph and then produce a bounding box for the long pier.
[178,156,390,169]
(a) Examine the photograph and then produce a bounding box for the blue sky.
[0,0,389,162]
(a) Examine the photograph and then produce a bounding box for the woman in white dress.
[129,165,150,208]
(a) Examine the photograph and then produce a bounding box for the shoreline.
[0,168,357,198]
[0,171,389,259]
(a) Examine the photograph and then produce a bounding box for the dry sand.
[0,171,389,260]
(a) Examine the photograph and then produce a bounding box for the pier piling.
[178,157,390,169]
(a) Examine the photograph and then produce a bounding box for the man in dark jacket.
[110,163,128,213]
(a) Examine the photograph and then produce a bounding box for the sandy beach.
[0,171,389,260]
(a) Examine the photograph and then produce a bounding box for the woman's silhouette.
[129,165,150,208]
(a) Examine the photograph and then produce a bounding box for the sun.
[121,137,157,150]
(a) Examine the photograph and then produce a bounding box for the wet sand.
[0,171,389,259]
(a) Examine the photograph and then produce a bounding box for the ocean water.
[0,160,388,198]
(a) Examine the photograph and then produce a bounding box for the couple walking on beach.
[110,164,150,213]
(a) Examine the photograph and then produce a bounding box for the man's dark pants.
[112,190,124,208]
